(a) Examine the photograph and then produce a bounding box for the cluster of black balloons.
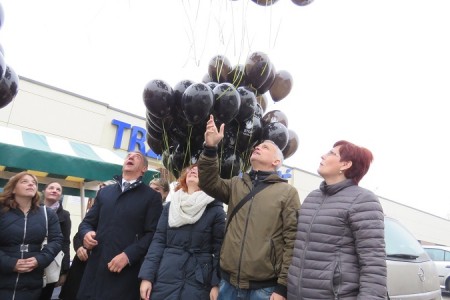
[143,52,299,179]
[237,0,314,6]
[0,2,19,110]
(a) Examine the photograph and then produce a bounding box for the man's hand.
[76,246,89,261]
[204,114,224,147]
[270,292,286,300]
[107,252,129,273]
[83,231,98,250]
[140,279,152,300]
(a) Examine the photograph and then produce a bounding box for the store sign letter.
[112,119,158,159]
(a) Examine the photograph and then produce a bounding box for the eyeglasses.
[325,150,340,158]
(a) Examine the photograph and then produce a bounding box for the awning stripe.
[91,146,125,165]
[70,141,103,161]
[47,135,79,157]
[22,131,51,152]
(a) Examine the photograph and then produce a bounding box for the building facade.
[1,77,449,254]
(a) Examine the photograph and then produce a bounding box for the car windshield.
[385,217,425,258]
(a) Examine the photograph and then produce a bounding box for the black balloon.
[219,150,242,179]
[254,103,264,118]
[235,86,257,123]
[146,110,173,132]
[181,83,214,125]
[208,55,232,83]
[202,73,213,83]
[0,52,6,80]
[0,2,4,31]
[143,79,174,119]
[213,83,240,124]
[236,115,263,154]
[269,70,293,102]
[0,66,19,109]
[227,64,247,88]
[256,94,268,114]
[262,121,289,151]
[146,133,164,155]
[145,121,164,140]
[262,110,289,128]
[221,125,239,152]
[206,82,218,90]
[291,0,314,6]
[250,0,280,6]
[173,79,194,113]
[282,129,299,159]
[245,51,272,89]
[256,62,276,95]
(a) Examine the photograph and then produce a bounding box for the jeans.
[218,279,275,300]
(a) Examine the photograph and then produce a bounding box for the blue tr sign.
[112,119,158,159]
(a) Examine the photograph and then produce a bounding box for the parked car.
[385,216,442,299]
[423,245,450,292]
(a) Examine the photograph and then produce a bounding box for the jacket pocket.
[195,256,213,285]
[331,261,341,299]
[269,239,281,276]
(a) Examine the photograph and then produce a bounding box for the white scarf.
[168,189,215,228]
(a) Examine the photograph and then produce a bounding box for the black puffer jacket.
[0,206,63,299]
[138,199,226,300]
[51,204,71,275]
[287,179,387,300]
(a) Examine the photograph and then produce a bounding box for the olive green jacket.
[198,153,300,291]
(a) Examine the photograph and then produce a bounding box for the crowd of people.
[0,115,388,300]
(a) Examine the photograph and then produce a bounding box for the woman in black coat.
[0,172,63,300]
[58,232,88,300]
[39,181,71,300]
[139,164,226,300]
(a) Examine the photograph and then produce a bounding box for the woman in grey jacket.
[287,140,387,300]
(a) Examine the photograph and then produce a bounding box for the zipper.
[13,211,29,300]
[297,194,327,299]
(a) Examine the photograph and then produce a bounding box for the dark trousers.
[39,282,56,300]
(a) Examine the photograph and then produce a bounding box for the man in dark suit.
[77,151,163,300]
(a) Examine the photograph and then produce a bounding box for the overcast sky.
[1,0,449,218]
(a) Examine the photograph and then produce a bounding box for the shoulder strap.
[43,206,48,237]
[225,183,270,233]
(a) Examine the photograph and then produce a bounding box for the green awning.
[0,126,159,196]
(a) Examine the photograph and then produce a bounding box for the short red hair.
[334,140,373,185]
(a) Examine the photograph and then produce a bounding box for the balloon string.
[184,126,193,169]
[231,123,240,177]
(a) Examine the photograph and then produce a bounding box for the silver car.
[385,216,441,299]
[423,245,450,292]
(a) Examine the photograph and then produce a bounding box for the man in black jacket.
[77,151,163,300]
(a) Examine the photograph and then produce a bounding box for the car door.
[385,217,441,299]
[424,247,450,290]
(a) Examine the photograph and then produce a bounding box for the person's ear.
[340,160,352,171]
[272,159,281,169]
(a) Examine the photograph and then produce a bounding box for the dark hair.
[175,164,198,193]
[0,172,41,213]
[150,178,170,193]
[43,181,63,193]
[334,140,373,185]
